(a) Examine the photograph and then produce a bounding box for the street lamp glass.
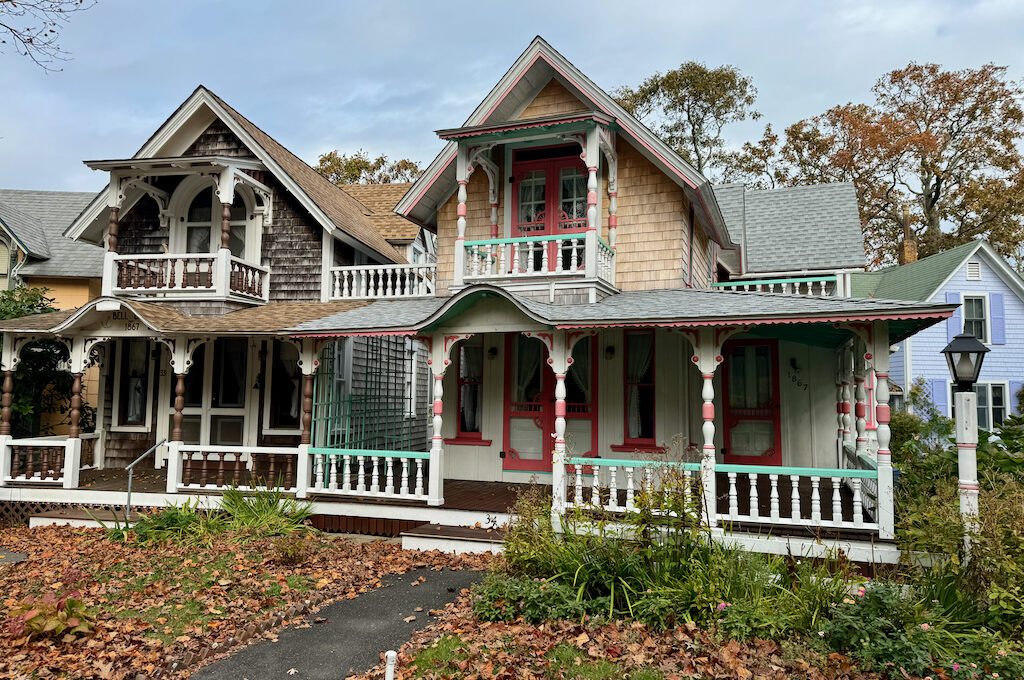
[941,333,989,391]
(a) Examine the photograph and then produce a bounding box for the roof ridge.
[0,188,97,197]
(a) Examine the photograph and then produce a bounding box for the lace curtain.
[626,333,653,439]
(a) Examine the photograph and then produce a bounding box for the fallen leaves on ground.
[0,526,490,679]
[351,594,912,680]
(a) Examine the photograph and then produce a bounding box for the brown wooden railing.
[103,252,270,302]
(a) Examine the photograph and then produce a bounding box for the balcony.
[458,232,615,288]
[101,251,270,304]
[329,263,437,300]
[712,275,843,297]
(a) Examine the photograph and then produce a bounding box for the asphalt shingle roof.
[713,183,866,274]
[291,285,954,342]
[340,183,421,242]
[849,241,982,301]
[0,189,104,278]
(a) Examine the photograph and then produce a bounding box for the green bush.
[110,499,225,546]
[269,533,315,566]
[220,487,313,538]
[473,573,594,624]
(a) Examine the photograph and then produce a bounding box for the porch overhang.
[436,112,616,143]
[83,155,266,174]
[286,284,957,346]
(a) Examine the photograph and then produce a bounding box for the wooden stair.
[401,523,504,554]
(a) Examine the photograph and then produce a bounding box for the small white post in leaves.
[384,650,398,680]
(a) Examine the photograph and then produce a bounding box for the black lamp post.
[942,333,989,393]
[941,331,989,556]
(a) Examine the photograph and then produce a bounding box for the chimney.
[898,205,918,265]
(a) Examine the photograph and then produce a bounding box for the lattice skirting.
[0,501,160,527]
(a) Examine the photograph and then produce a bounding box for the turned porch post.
[0,334,16,487]
[68,372,83,439]
[107,206,120,254]
[424,333,471,507]
[541,331,574,529]
[871,322,895,539]
[0,370,13,437]
[171,374,186,441]
[220,201,232,251]
[453,145,469,288]
[854,344,868,456]
[293,338,321,499]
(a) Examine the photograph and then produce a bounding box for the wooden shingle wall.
[119,194,167,256]
[515,79,589,119]
[261,177,322,302]
[185,119,257,159]
[435,157,503,296]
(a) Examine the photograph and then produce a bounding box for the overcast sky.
[1,0,1022,192]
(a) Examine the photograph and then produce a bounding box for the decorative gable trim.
[927,241,1024,303]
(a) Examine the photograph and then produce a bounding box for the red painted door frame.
[511,150,588,272]
[721,338,783,466]
[502,335,598,472]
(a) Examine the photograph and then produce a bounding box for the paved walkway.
[0,549,26,564]
[192,568,482,680]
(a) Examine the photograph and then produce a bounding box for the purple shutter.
[1011,381,1023,415]
[946,292,961,341]
[930,379,950,417]
[990,293,1006,345]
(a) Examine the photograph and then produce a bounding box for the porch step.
[401,523,504,554]
[28,508,139,529]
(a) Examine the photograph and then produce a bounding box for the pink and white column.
[871,322,895,539]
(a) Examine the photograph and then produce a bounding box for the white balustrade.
[0,436,80,488]
[308,448,428,501]
[712,276,838,297]
[462,234,615,286]
[330,264,437,299]
[565,457,702,518]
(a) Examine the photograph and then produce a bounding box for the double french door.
[502,334,597,472]
[511,145,590,273]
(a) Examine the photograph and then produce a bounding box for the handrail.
[566,456,701,471]
[308,447,430,460]
[329,263,435,272]
[715,462,878,479]
[465,233,587,246]
[125,438,166,517]
[712,275,837,287]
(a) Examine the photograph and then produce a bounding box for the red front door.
[722,339,783,466]
[502,334,597,472]
[511,145,589,273]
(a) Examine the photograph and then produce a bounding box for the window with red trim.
[624,331,655,443]
[456,336,484,439]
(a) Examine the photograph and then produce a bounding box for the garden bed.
[0,525,489,678]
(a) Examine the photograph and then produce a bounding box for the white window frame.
[262,339,303,436]
[111,338,156,433]
[949,380,1011,431]
[961,292,991,345]
[167,177,261,262]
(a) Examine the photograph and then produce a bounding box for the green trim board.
[308,448,430,459]
[715,463,878,479]
[567,457,701,471]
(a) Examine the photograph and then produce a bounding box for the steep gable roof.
[397,36,732,247]
[64,87,405,263]
[0,189,105,278]
[714,183,865,275]
[850,240,1024,301]
[339,183,420,242]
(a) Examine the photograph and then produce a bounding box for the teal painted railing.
[566,456,700,471]
[308,447,430,460]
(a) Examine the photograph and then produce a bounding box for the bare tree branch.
[0,0,96,71]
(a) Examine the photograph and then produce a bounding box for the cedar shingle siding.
[118,194,166,255]
[185,119,257,159]
[515,80,589,119]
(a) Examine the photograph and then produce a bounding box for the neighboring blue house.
[852,240,1024,429]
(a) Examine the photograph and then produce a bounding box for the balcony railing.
[101,251,270,303]
[459,232,615,287]
[712,275,841,297]
[329,263,437,300]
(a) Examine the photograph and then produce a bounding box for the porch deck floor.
[24,470,879,541]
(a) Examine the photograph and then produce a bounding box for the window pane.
[566,340,590,405]
[176,345,205,408]
[211,415,244,445]
[625,332,655,440]
[458,337,483,434]
[513,336,543,403]
[229,224,246,258]
[186,226,211,253]
[976,384,990,430]
[187,189,213,223]
[963,297,987,342]
[213,338,247,408]
[559,167,587,223]
[167,415,201,444]
[119,339,149,426]
[230,194,247,221]
[268,341,301,430]
[992,384,1006,427]
[517,171,546,229]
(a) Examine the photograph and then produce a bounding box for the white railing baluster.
[329,456,339,490]
[625,467,635,511]
[832,477,843,523]
[415,459,424,497]
[356,455,366,492]
[574,464,583,506]
[370,455,380,492]
[728,472,738,518]
[607,466,619,511]
[769,474,780,520]
[748,473,759,519]
[591,467,601,508]
[810,476,821,523]
[852,479,863,527]
[400,460,410,495]
[790,475,801,521]
[385,458,394,495]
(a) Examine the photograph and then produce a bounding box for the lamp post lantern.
[941,333,990,551]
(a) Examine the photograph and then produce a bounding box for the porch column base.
[165,441,182,494]
[0,434,11,487]
[295,444,311,499]
[62,438,82,490]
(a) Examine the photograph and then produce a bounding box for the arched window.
[181,187,249,258]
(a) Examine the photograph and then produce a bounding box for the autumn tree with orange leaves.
[724,63,1024,268]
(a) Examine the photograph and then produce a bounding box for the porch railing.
[561,455,887,537]
[459,232,615,287]
[165,443,300,493]
[0,436,83,489]
[712,275,841,297]
[307,448,429,502]
[102,251,271,303]
[329,264,437,300]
